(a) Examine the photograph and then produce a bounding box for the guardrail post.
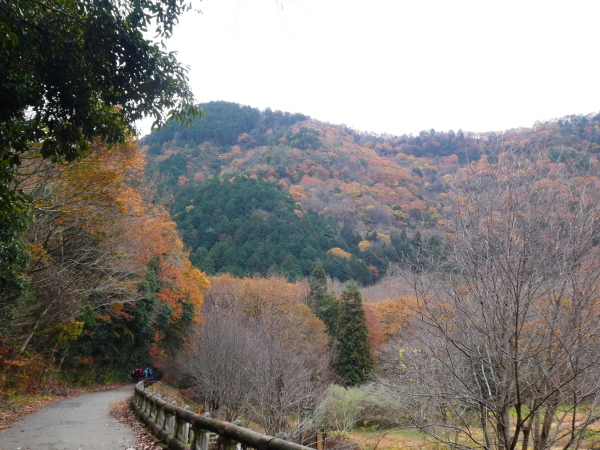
[155,397,167,429]
[164,400,178,435]
[191,412,212,450]
[175,405,191,444]
[149,394,159,421]
[144,393,153,415]
[219,419,242,450]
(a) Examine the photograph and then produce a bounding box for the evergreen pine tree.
[307,262,339,336]
[308,261,327,309]
[335,284,374,386]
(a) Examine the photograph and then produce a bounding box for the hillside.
[172,176,373,284]
[141,101,600,281]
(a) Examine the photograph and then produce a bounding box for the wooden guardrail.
[146,381,203,413]
[133,381,313,450]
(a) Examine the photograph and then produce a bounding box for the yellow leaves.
[207,274,329,357]
[392,209,409,222]
[186,205,194,211]
[358,240,371,252]
[24,137,210,323]
[411,160,437,172]
[377,233,390,244]
[236,276,305,317]
[27,243,49,262]
[181,263,210,315]
[327,247,352,259]
[289,184,306,201]
[49,319,84,347]
[367,295,417,340]
[285,303,330,353]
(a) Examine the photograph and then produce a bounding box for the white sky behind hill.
[137,0,600,138]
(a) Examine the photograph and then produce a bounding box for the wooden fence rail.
[133,381,313,450]
[147,381,203,413]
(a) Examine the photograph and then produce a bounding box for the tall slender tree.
[335,284,373,386]
[307,262,339,336]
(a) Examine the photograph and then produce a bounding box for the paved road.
[0,385,137,449]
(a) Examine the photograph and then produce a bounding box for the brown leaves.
[0,398,56,431]
[110,398,163,450]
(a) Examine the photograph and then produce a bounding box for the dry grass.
[348,429,434,450]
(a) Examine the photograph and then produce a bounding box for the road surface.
[0,384,137,449]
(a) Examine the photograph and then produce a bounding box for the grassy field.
[347,428,435,450]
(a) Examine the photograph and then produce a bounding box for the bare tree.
[184,311,257,421]
[184,309,331,437]
[379,151,600,450]
[248,317,330,437]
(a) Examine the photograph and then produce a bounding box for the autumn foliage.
[1,138,209,388]
[143,103,600,283]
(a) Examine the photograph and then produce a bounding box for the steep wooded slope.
[142,101,600,281]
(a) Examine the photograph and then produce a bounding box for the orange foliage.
[358,240,371,251]
[327,247,352,259]
[364,303,385,360]
[21,138,210,348]
[236,276,307,317]
[206,274,329,354]
[368,295,417,341]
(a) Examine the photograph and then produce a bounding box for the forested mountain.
[143,101,600,282]
[172,177,372,284]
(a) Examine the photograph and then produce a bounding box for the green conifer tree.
[335,284,374,386]
[307,262,339,336]
[308,262,327,309]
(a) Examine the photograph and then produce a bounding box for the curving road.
[0,384,137,450]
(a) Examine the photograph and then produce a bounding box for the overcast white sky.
[138,0,600,137]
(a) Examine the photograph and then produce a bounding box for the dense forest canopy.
[171,176,374,284]
[144,101,600,282]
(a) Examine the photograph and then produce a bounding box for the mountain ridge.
[141,101,600,282]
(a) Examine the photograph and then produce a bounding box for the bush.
[317,385,370,431]
[317,384,397,431]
